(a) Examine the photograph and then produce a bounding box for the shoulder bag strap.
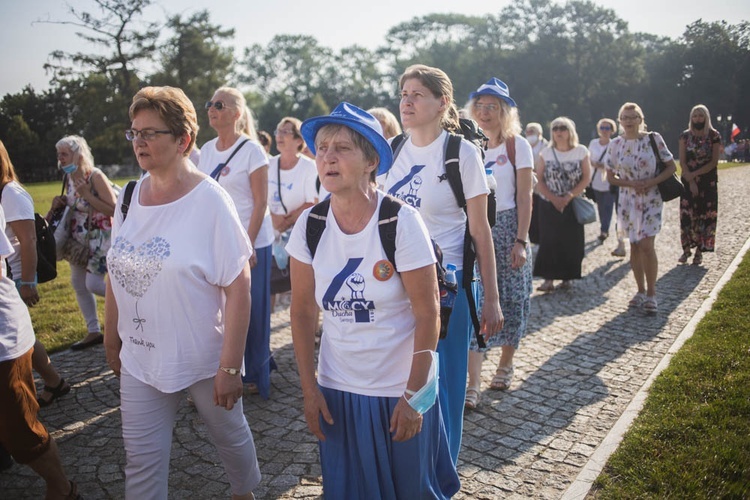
[647,133,665,174]
[277,157,288,214]
[121,181,138,221]
[210,138,251,181]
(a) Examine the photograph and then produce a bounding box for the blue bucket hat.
[300,102,393,175]
[469,77,517,107]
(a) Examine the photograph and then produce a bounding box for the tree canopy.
[1,0,748,181]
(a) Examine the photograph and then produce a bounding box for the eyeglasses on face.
[205,100,227,111]
[473,102,499,112]
[274,128,296,137]
[552,126,569,132]
[619,114,640,122]
[599,125,613,131]
[125,129,173,142]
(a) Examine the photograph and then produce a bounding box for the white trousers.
[69,263,105,333]
[120,368,261,499]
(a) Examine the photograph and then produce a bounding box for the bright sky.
[1,0,748,96]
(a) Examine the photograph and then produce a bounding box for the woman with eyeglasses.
[606,102,676,314]
[198,87,275,400]
[534,117,591,292]
[464,78,533,406]
[588,118,626,256]
[47,135,117,350]
[106,86,261,498]
[678,104,720,266]
[380,64,503,465]
[267,117,318,305]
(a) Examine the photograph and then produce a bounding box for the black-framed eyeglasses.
[205,100,227,111]
[599,125,613,131]
[125,129,173,142]
[552,126,569,132]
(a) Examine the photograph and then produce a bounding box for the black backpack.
[305,195,457,340]
[1,184,57,284]
[388,118,492,348]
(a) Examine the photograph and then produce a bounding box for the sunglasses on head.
[552,125,568,132]
[205,101,227,111]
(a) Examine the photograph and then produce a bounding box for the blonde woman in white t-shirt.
[381,65,503,464]
[105,86,260,499]
[465,78,534,407]
[199,86,276,400]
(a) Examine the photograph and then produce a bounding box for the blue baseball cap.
[301,102,393,175]
[469,78,517,107]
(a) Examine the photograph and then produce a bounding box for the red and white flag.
[732,123,740,140]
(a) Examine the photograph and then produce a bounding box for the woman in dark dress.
[678,104,720,266]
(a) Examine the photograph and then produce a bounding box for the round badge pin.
[373,260,395,281]
[221,166,231,176]
[496,154,508,165]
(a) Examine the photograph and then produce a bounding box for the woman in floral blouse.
[606,103,677,314]
[678,104,720,266]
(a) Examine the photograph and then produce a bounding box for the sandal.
[611,244,626,257]
[490,366,514,391]
[37,378,71,408]
[556,280,572,290]
[464,387,480,410]
[642,296,658,314]
[536,281,554,292]
[245,383,260,395]
[628,292,646,308]
[678,250,691,264]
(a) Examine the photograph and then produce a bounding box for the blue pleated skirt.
[319,386,460,499]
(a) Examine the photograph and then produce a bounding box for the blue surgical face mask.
[61,163,78,174]
[406,351,439,415]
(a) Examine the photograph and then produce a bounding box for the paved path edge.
[561,232,750,500]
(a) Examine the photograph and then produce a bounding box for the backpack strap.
[506,136,518,205]
[444,134,466,208]
[121,180,138,221]
[305,198,332,259]
[377,195,401,272]
[389,133,408,163]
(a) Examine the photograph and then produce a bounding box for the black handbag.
[648,133,684,202]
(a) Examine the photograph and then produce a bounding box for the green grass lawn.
[591,250,750,498]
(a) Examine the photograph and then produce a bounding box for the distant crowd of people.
[0,61,723,498]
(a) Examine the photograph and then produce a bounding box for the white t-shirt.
[0,206,35,362]
[107,177,253,393]
[485,136,534,211]
[198,136,274,249]
[286,191,436,397]
[0,181,35,279]
[378,130,488,270]
[588,139,611,192]
[267,155,318,216]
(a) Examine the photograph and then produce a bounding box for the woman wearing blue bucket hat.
[286,102,460,498]
[465,78,535,407]
[380,64,503,465]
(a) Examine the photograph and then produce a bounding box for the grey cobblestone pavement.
[2,166,749,499]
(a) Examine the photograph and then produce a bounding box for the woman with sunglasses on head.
[678,104,720,266]
[589,118,626,256]
[106,87,261,498]
[267,117,318,306]
[534,117,591,292]
[606,103,676,314]
[47,135,117,349]
[464,78,533,407]
[198,87,276,400]
[380,64,503,464]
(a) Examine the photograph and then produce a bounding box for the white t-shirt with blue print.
[286,191,436,398]
[378,130,488,271]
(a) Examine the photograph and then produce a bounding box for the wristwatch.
[515,238,528,246]
[219,366,241,376]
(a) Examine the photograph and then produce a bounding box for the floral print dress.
[65,168,113,275]
[606,133,673,243]
[679,129,720,252]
